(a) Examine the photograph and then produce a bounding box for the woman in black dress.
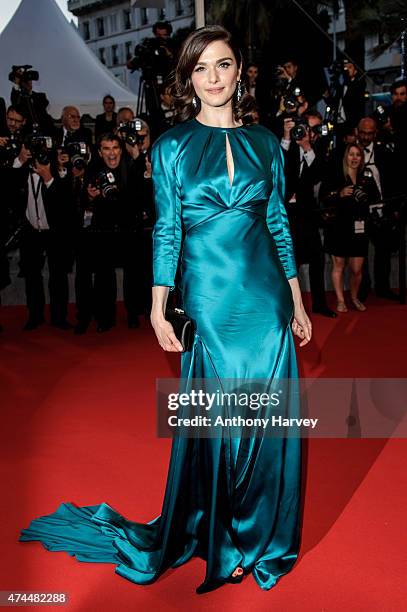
[94,95,117,140]
[321,143,380,312]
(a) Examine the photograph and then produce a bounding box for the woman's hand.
[287,278,312,346]
[339,186,354,198]
[151,313,183,352]
[292,303,312,347]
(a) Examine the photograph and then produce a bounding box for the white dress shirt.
[13,157,54,230]
[363,142,382,198]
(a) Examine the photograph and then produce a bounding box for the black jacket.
[81,155,143,232]
[283,141,326,220]
[13,165,76,233]
[54,127,94,149]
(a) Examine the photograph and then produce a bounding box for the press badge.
[354,220,365,234]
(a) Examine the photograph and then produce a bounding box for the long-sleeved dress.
[20,117,302,594]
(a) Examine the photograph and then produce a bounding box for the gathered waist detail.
[184,200,268,235]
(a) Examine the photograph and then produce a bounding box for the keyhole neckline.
[225,132,235,188]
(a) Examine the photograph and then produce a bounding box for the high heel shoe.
[350,298,367,311]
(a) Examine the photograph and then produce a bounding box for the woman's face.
[191,40,241,110]
[346,146,362,170]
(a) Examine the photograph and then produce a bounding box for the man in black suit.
[282,110,337,318]
[74,134,142,334]
[357,117,400,300]
[335,61,366,135]
[0,106,26,278]
[12,143,76,330]
[54,106,93,149]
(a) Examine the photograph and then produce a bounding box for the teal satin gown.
[19,118,301,593]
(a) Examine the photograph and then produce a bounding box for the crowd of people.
[0,28,406,333]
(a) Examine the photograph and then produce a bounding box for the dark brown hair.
[168,25,256,123]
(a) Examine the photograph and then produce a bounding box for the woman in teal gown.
[19,26,312,594]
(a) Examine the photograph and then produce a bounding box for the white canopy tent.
[0,0,137,118]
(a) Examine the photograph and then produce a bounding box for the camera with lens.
[62,141,89,170]
[128,37,173,82]
[93,170,118,199]
[0,132,23,168]
[9,64,40,86]
[311,123,331,138]
[352,185,369,204]
[282,87,304,114]
[328,58,348,78]
[372,104,390,126]
[25,131,53,165]
[117,119,143,147]
[352,168,373,204]
[290,117,309,141]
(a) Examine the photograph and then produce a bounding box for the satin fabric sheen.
[20,118,301,593]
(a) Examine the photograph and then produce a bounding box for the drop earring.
[192,96,198,109]
[236,79,243,102]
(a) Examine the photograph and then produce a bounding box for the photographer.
[334,60,366,133]
[9,65,54,134]
[74,134,142,334]
[115,107,142,162]
[115,114,153,322]
[0,107,28,277]
[12,138,75,330]
[120,119,155,322]
[269,59,306,122]
[320,143,381,312]
[127,21,175,82]
[357,117,400,301]
[55,106,93,149]
[281,110,336,318]
[127,21,176,128]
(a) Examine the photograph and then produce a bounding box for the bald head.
[62,106,81,131]
[357,117,377,147]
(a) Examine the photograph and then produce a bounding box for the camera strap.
[29,170,43,229]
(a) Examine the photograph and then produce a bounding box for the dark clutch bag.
[165,307,195,351]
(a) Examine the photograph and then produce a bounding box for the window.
[140,8,148,25]
[82,21,90,41]
[159,8,166,20]
[112,45,119,66]
[98,47,106,64]
[125,41,133,61]
[123,9,131,30]
[110,14,117,33]
[97,17,104,37]
[175,0,183,16]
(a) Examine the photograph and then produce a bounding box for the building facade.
[324,1,403,92]
[68,0,194,94]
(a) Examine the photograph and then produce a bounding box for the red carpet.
[0,295,406,611]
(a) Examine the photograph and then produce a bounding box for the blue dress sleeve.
[266,138,297,280]
[151,133,182,289]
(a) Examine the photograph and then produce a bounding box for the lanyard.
[29,171,43,229]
